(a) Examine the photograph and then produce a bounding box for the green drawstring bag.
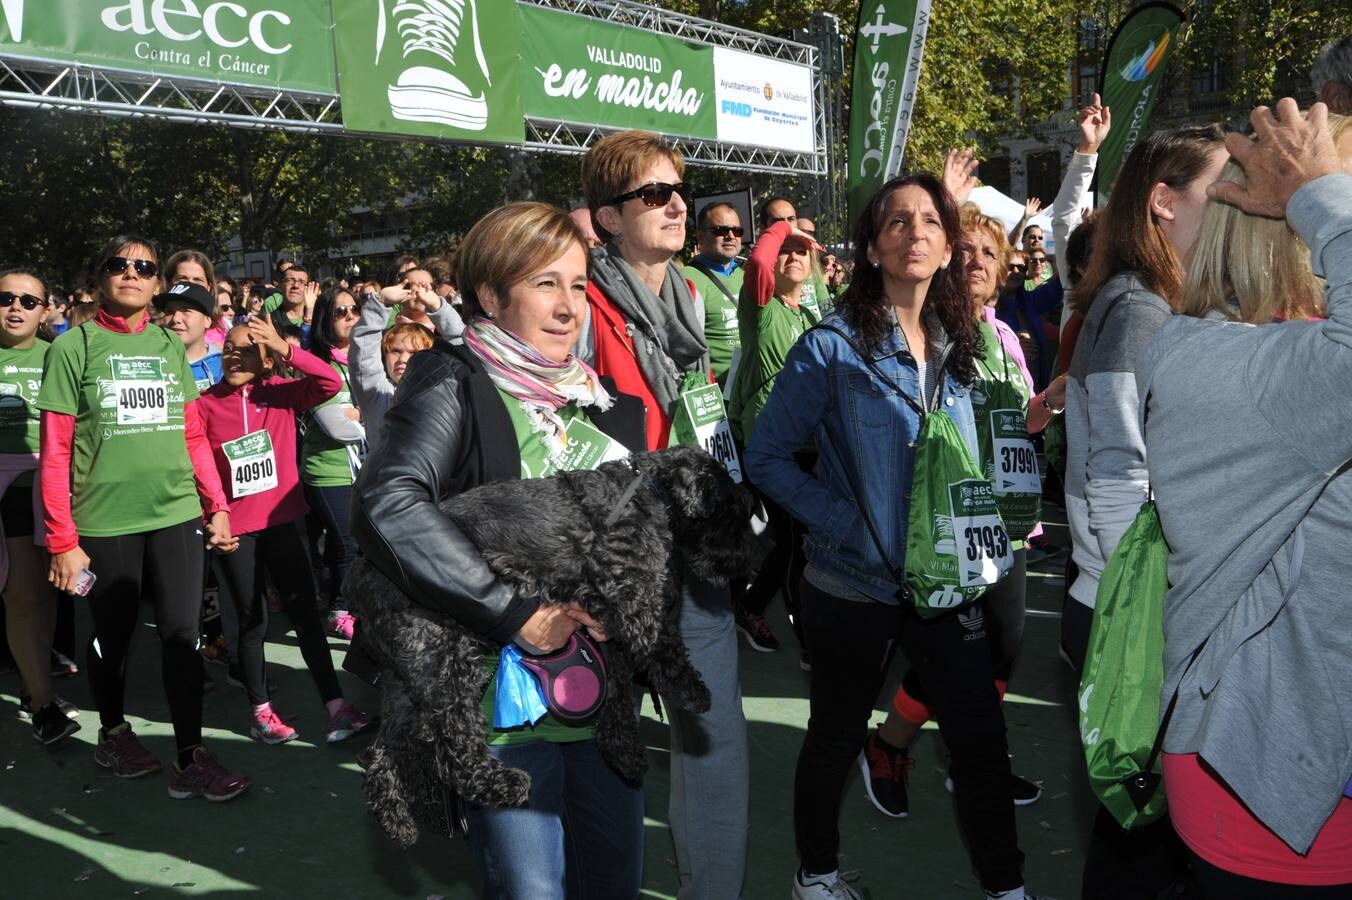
[904,410,1015,617]
[1078,500,1170,829]
[814,323,1013,619]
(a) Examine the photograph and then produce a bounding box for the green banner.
[845,0,930,235]
[333,0,524,144]
[519,4,716,139]
[0,0,335,93]
[1096,2,1186,198]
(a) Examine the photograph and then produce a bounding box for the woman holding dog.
[353,201,648,898]
[746,175,1042,899]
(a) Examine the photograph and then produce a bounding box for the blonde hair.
[1179,158,1324,323]
[581,130,685,243]
[1329,112,1351,146]
[455,202,586,319]
[959,203,1013,281]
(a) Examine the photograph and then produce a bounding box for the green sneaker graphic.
[376,0,492,130]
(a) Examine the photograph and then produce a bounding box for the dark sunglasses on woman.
[0,291,43,310]
[102,257,159,278]
[609,181,690,208]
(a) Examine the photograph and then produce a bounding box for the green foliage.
[1179,0,1351,108]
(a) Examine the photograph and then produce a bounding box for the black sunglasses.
[705,225,745,238]
[0,291,43,311]
[1009,263,1028,273]
[609,181,690,208]
[334,304,359,318]
[102,256,159,278]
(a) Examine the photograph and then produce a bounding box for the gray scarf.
[588,244,709,417]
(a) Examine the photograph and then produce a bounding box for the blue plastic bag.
[492,645,548,729]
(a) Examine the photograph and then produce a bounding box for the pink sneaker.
[326,611,356,641]
[168,747,250,801]
[250,704,298,745]
[326,701,372,744]
[94,724,162,778]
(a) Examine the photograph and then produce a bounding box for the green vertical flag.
[1096,2,1187,200]
[845,0,932,235]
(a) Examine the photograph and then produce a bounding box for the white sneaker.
[791,870,863,899]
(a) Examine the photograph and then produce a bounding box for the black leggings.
[83,518,205,751]
[303,483,358,610]
[795,577,1023,891]
[896,549,1027,718]
[739,452,814,640]
[212,519,340,706]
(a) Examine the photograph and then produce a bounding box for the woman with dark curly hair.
[746,174,1039,899]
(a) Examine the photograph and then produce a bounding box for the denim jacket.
[745,311,977,603]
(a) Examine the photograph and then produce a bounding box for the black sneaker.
[733,606,780,652]
[858,730,912,817]
[945,772,1043,806]
[32,701,81,746]
[18,695,79,720]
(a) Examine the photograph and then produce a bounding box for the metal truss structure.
[0,0,847,253]
[0,0,835,179]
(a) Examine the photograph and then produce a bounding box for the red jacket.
[196,347,340,535]
[585,279,709,452]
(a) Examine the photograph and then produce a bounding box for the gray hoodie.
[1137,173,1352,854]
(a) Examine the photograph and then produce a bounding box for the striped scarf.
[464,319,613,461]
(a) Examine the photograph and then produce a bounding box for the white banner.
[712,47,814,154]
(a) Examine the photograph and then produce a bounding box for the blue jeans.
[465,739,644,899]
[668,576,750,898]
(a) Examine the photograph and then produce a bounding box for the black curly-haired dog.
[346,444,756,847]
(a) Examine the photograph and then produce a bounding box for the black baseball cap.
[154,282,214,317]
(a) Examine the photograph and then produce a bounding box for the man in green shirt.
[264,264,315,343]
[682,202,745,388]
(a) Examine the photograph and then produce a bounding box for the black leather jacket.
[351,340,646,644]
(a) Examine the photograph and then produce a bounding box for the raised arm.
[350,295,395,413]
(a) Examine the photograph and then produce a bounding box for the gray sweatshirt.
[1138,173,1352,854]
[350,296,464,454]
[1064,272,1172,609]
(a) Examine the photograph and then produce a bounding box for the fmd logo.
[721,100,752,117]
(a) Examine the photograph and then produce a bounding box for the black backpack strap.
[689,260,738,304]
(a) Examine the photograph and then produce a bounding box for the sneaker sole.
[734,624,779,653]
[943,776,1042,806]
[95,755,162,779]
[250,729,298,745]
[168,784,250,802]
[857,751,908,818]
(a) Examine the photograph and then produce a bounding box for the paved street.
[1,512,1093,899]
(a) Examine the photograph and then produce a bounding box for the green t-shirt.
[482,387,626,746]
[683,261,745,387]
[800,273,832,318]
[300,359,357,487]
[36,322,201,536]
[729,294,820,444]
[0,341,48,487]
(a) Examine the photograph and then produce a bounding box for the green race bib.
[669,373,743,483]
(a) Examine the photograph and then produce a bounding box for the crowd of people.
[6,32,1352,900]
